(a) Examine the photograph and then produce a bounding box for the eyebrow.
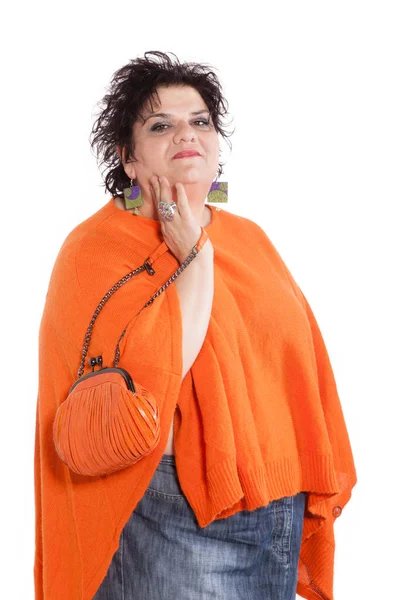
[142,109,210,124]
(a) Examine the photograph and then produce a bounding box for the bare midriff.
[162,414,175,454]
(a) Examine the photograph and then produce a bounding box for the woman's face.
[123,85,220,190]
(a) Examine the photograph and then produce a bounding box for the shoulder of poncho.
[55,209,156,280]
[219,209,285,255]
[44,209,156,343]
[219,209,306,305]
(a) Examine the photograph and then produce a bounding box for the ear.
[116,144,137,180]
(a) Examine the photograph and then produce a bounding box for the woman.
[34,51,357,600]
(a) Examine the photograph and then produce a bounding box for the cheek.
[210,144,220,166]
[136,140,166,168]
[203,137,219,161]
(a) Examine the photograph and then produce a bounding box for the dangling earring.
[123,179,144,214]
[207,181,228,203]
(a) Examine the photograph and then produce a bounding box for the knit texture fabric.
[34,198,357,600]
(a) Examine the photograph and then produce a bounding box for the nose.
[173,121,197,144]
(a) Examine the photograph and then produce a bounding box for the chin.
[171,167,210,184]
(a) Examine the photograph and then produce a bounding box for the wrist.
[177,228,211,263]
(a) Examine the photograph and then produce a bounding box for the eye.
[195,119,212,127]
[150,123,170,132]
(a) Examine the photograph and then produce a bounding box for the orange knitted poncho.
[34,198,357,599]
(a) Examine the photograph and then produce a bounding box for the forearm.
[174,239,214,380]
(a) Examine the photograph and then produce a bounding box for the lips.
[173,150,201,159]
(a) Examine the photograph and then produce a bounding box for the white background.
[1,1,399,598]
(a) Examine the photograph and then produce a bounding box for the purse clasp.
[88,355,103,372]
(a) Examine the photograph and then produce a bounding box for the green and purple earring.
[123,179,144,214]
[123,179,227,212]
[207,181,228,203]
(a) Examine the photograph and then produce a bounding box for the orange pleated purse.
[53,228,208,477]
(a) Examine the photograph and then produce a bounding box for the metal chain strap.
[77,244,201,378]
[112,245,200,367]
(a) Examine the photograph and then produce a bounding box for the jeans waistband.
[160,454,176,464]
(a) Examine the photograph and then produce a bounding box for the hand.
[149,175,208,263]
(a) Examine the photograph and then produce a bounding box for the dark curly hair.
[89,51,234,198]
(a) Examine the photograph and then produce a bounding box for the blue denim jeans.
[93,454,306,600]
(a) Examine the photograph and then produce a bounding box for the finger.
[158,175,172,204]
[174,182,189,216]
[149,175,160,205]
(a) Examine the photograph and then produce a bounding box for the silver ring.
[158,201,177,222]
